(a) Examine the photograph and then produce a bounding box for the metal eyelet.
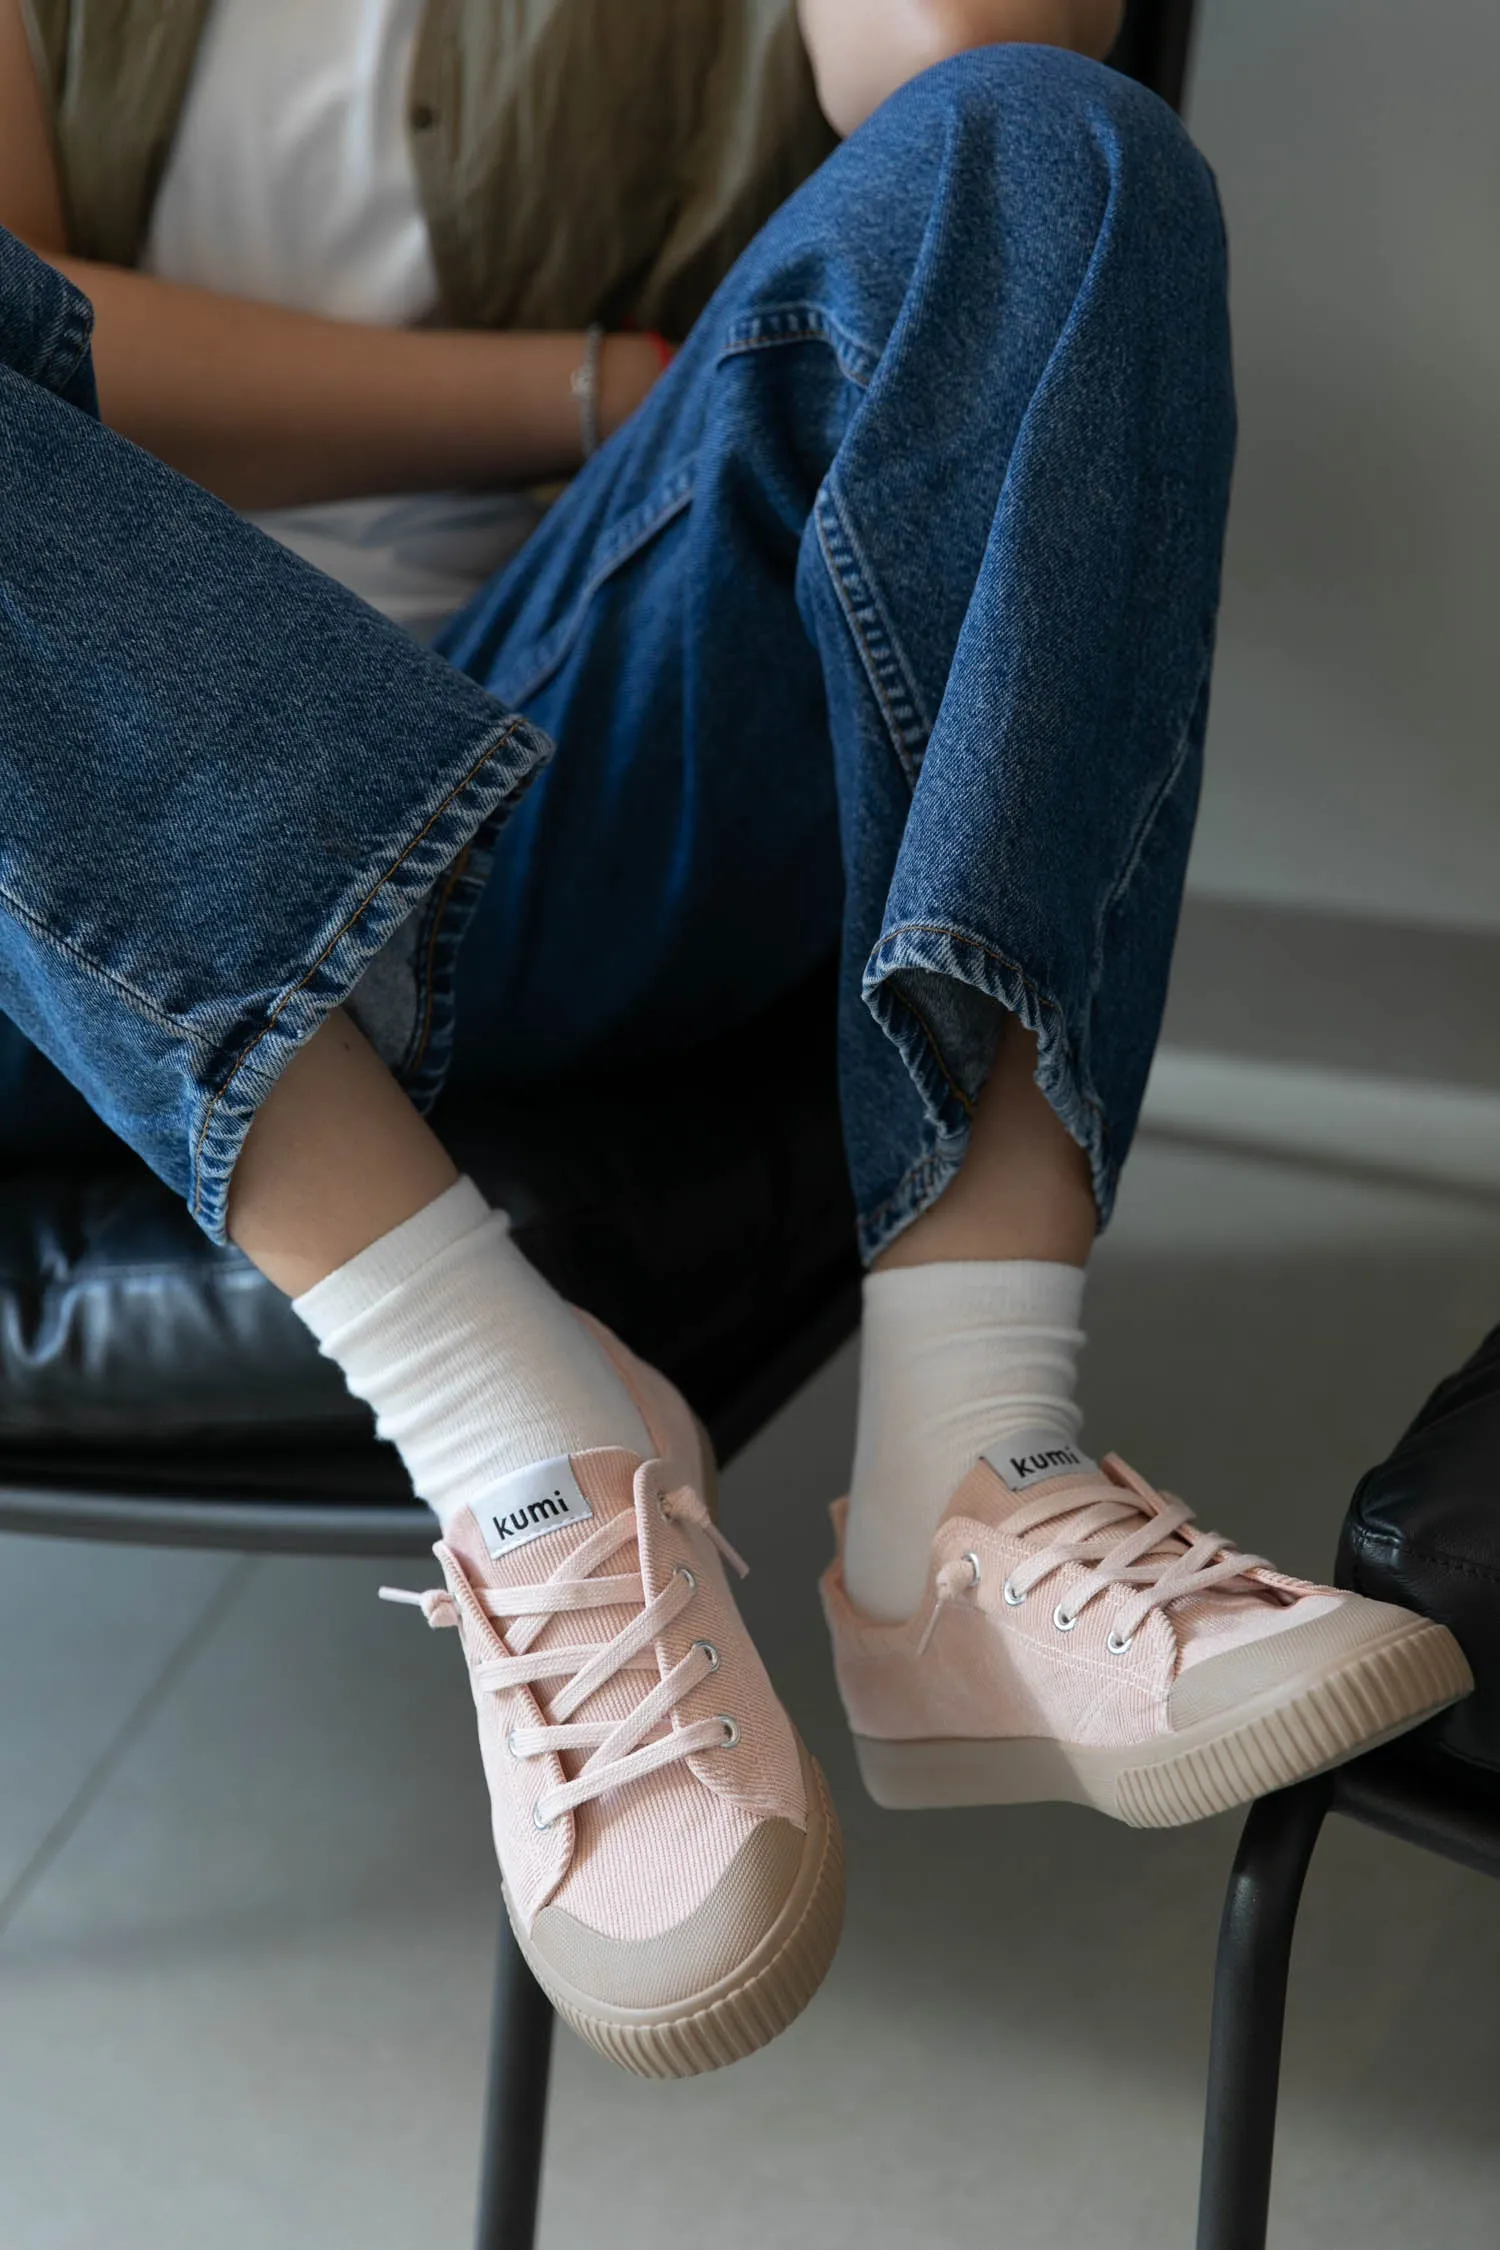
[962,1551,982,1589]
[1002,1580,1027,1607]
[656,1489,673,1522]
[506,1726,524,1760]
[693,1639,721,1673]
[532,1802,556,1832]
[717,1715,740,1748]
[674,1564,697,1593]
[1052,1604,1078,1633]
[1107,1629,1135,1656]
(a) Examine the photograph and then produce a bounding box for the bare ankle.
[227,1009,459,1295]
[874,1019,1095,1271]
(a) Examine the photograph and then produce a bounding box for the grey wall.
[1185,0,1500,934]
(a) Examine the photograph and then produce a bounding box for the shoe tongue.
[446,1449,644,1593]
[946,1434,1121,1544]
[981,1429,1100,1500]
[956,1429,1199,1578]
[951,1433,1283,1655]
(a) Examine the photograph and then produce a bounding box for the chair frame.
[1195,1748,1500,2250]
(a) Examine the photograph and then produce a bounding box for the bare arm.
[0,0,659,509]
[34,265,662,511]
[798,0,1126,136]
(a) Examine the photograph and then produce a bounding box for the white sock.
[843,1259,1087,1622]
[292,1177,650,1530]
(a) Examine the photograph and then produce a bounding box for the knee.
[871,45,1226,281]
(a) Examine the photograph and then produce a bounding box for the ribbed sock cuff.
[862,1258,1086,1333]
[292,1175,492,1343]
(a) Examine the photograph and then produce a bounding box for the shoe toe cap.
[1168,1596,1433,1731]
[527,1815,806,2010]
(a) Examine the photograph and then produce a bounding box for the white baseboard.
[1140,1048,1500,1196]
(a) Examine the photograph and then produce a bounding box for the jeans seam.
[0,881,212,1048]
[879,977,976,1117]
[814,485,931,788]
[862,1146,957,1239]
[189,715,529,1217]
[502,472,695,708]
[404,842,472,1080]
[37,300,95,398]
[1087,651,1208,1006]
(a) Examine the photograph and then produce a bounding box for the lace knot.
[379,1584,458,1628]
[917,1550,981,1655]
[653,1475,749,1578]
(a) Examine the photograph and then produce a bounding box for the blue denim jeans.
[0,47,1233,1259]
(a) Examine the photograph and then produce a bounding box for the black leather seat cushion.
[1338,1325,1500,1779]
[0,970,858,1507]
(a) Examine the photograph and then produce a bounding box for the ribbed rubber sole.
[855,1619,1472,1830]
[508,1748,845,2078]
[1116,1621,1472,1826]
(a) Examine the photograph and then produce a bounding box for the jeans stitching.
[878,977,976,1116]
[189,715,529,1216]
[404,842,472,1079]
[717,304,879,387]
[0,881,209,1046]
[861,1146,956,1237]
[503,473,695,708]
[814,487,929,789]
[1087,650,1208,1005]
[37,300,95,398]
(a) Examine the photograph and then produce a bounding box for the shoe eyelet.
[962,1550,982,1590]
[1003,1580,1027,1608]
[674,1564,697,1593]
[532,1801,556,1832]
[657,1489,673,1522]
[717,1715,740,1748]
[692,1638,721,1673]
[506,1726,524,1759]
[1052,1604,1078,1634]
[1107,1629,1135,1656]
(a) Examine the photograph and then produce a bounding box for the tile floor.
[2,1136,1498,2250]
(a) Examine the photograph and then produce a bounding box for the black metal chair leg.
[474,1906,555,2250]
[1195,1774,1334,2250]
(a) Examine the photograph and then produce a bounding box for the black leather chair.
[1194,1328,1500,2250]
[0,10,1202,2244]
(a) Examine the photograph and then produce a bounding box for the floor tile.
[0,1538,240,1907]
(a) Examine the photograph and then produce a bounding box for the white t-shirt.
[142,0,540,638]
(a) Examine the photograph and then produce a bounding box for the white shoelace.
[381,1464,748,1829]
[919,1453,1270,1656]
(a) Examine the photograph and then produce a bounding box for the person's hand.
[599,332,673,441]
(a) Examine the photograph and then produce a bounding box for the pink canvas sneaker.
[382,1320,843,2077]
[821,1429,1472,1828]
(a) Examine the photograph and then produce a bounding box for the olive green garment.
[20,0,838,336]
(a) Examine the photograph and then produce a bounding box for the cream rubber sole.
[855,1617,1472,1829]
[506,1743,845,2078]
